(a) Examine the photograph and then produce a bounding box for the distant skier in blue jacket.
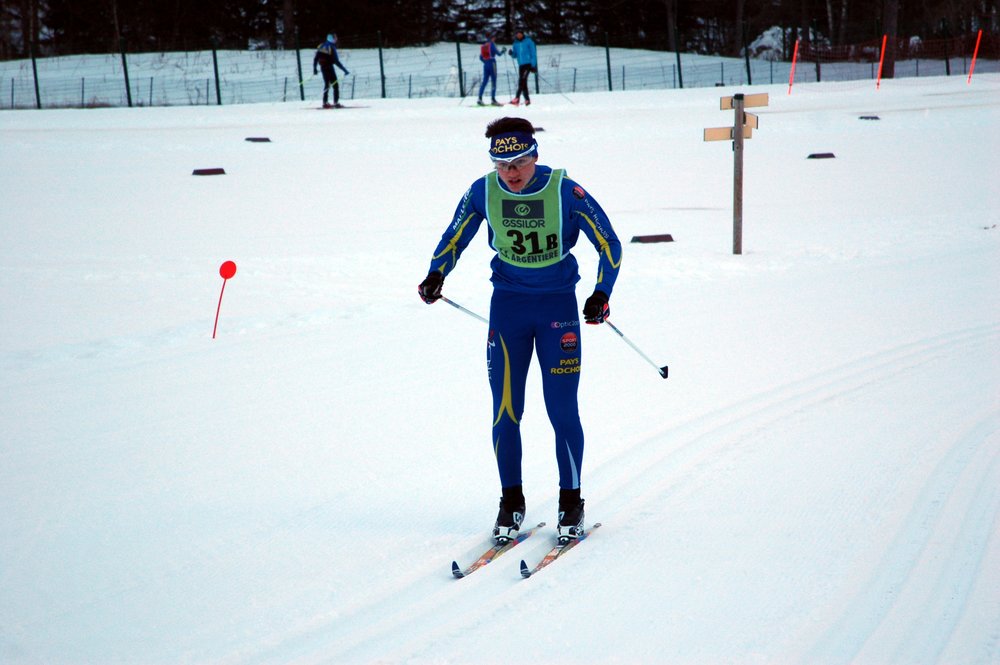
[313,33,350,108]
[508,30,537,106]
[477,35,506,106]
[418,117,623,546]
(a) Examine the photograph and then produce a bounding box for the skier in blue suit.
[418,117,623,545]
[477,35,506,106]
[313,33,350,108]
[508,30,537,106]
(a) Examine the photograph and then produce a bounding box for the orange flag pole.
[967,29,983,84]
[876,34,888,89]
[787,39,800,95]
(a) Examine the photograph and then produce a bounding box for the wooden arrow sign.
[720,92,769,110]
[703,126,753,142]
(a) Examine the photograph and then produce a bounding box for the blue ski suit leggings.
[487,289,584,491]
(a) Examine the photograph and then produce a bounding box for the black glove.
[313,67,318,75]
[582,290,610,324]
[418,271,444,304]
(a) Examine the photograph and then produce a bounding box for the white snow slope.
[1,74,999,664]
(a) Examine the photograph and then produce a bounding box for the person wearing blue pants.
[418,117,622,545]
[477,35,505,106]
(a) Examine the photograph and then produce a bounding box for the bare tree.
[282,0,295,48]
[663,0,677,51]
[882,0,899,77]
[825,0,849,45]
[19,0,42,51]
[735,0,745,56]
[109,0,120,44]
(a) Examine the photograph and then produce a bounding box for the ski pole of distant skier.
[605,319,669,379]
[535,71,575,104]
[441,296,489,324]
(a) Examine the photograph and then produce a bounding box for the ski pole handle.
[605,320,668,379]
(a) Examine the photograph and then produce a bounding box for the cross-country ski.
[452,522,545,578]
[520,523,602,578]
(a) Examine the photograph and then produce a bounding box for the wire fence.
[1,32,996,110]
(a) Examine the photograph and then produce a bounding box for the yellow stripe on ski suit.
[431,213,476,275]
[578,211,621,284]
[493,334,519,426]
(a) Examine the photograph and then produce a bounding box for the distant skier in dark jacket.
[313,33,350,108]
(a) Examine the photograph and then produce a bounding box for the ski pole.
[441,296,488,324]
[605,320,668,379]
[535,71,575,104]
[440,297,666,378]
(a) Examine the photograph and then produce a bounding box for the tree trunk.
[664,0,676,51]
[838,0,848,46]
[19,0,37,54]
[825,0,835,44]
[283,0,295,49]
[882,0,899,78]
[800,0,810,49]
[735,0,745,57]
[110,0,121,46]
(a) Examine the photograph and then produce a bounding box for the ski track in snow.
[221,324,1000,664]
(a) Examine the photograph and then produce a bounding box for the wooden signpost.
[704,92,769,255]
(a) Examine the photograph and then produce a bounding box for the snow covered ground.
[1,73,999,664]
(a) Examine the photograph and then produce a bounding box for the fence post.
[378,31,387,98]
[604,32,613,91]
[942,22,951,76]
[211,41,222,105]
[734,95,744,254]
[295,28,305,101]
[455,41,465,97]
[743,21,752,85]
[119,38,133,107]
[30,42,41,109]
[672,18,684,88]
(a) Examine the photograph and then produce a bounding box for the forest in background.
[2,0,996,59]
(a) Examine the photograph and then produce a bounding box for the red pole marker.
[876,34,888,90]
[213,261,237,339]
[787,39,800,95]
[967,29,983,84]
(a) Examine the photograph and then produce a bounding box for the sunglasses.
[491,154,535,171]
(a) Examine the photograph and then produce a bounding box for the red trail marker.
[213,261,237,339]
